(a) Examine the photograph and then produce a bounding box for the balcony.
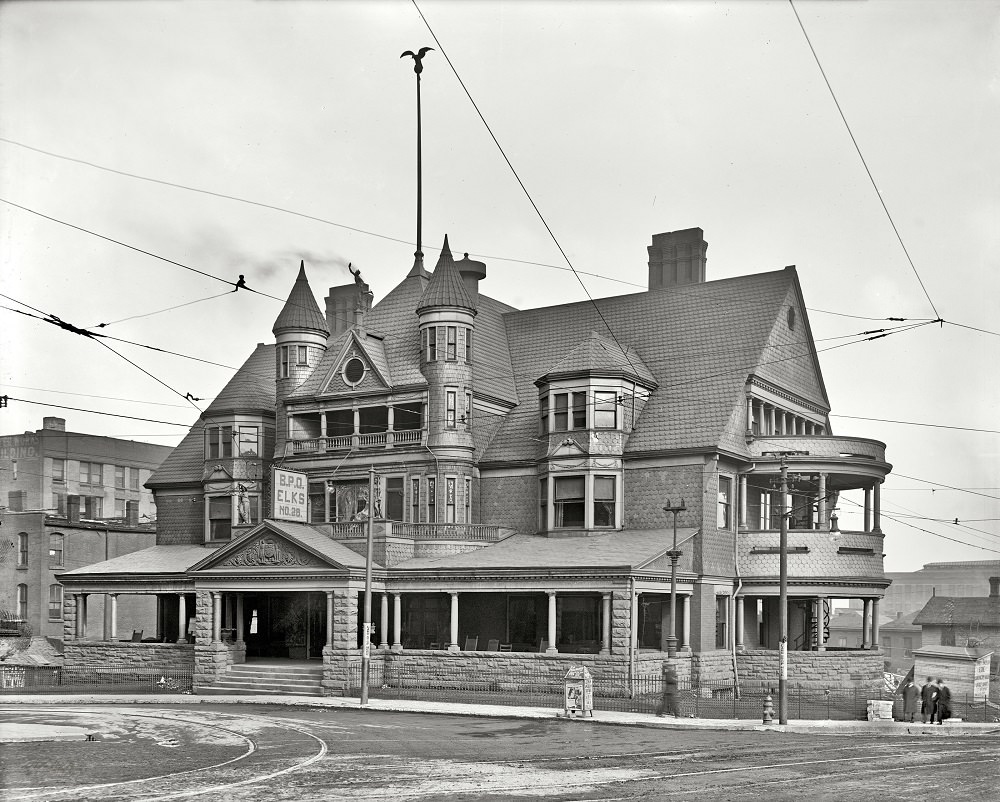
[319,521,506,542]
[747,435,889,485]
[737,528,886,585]
[291,428,426,454]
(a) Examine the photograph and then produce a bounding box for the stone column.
[325,591,335,649]
[379,594,390,649]
[320,411,327,439]
[178,594,187,642]
[448,592,459,652]
[103,593,118,641]
[391,594,403,653]
[735,596,745,651]
[767,405,776,436]
[746,397,753,435]
[739,474,748,531]
[212,592,222,643]
[817,473,828,531]
[681,594,691,650]
[871,598,880,649]
[236,594,245,642]
[546,592,558,654]
[864,486,872,533]
[862,599,872,649]
[873,481,882,534]
[600,593,611,655]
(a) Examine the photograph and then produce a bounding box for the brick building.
[59,228,893,693]
[883,560,1000,616]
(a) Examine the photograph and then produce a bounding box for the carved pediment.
[218,536,318,568]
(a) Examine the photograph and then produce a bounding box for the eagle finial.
[400,46,434,75]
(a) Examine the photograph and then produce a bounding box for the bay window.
[554,476,585,528]
[593,476,616,527]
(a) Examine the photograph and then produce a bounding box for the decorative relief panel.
[219,537,316,568]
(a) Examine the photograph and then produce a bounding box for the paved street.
[2,703,998,801]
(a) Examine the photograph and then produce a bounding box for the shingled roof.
[416,235,476,314]
[912,595,1000,627]
[536,330,656,386]
[272,261,329,336]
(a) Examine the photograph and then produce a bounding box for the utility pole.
[778,458,789,725]
[663,499,686,659]
[360,467,375,706]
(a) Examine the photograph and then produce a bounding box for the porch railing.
[291,429,426,454]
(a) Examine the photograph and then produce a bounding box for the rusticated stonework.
[220,536,316,567]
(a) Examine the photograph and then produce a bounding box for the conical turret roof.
[416,235,477,314]
[272,261,329,336]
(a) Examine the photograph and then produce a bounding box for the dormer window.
[594,392,617,428]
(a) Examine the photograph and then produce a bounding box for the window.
[447,326,457,360]
[53,492,66,515]
[115,465,126,489]
[16,584,27,620]
[209,496,232,540]
[593,476,616,527]
[554,476,585,528]
[553,392,586,431]
[129,467,140,490]
[386,477,404,521]
[309,482,327,523]
[445,478,456,523]
[446,390,457,428]
[52,458,65,482]
[718,476,732,530]
[594,391,617,429]
[206,426,234,459]
[115,498,126,518]
[540,396,549,435]
[465,477,471,523]
[80,461,102,485]
[465,392,472,428]
[48,584,63,620]
[715,596,729,649]
[48,534,64,567]
[883,636,892,654]
[297,344,308,365]
[17,532,28,567]
[343,357,366,385]
[411,478,420,522]
[465,328,472,363]
[280,345,290,378]
[425,327,437,361]
[83,496,103,519]
[903,637,913,657]
[238,426,259,457]
[427,478,436,522]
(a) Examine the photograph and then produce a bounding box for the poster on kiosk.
[272,467,308,522]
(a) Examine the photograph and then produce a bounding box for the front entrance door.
[242,592,326,659]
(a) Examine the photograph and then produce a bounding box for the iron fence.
[346,664,1000,722]
[0,665,193,694]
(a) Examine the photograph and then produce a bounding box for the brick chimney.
[990,576,999,598]
[67,494,81,522]
[647,228,708,290]
[126,500,139,527]
[42,416,66,431]
[326,283,374,338]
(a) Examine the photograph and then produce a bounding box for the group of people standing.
[899,676,951,724]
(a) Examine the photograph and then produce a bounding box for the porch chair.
[499,643,512,652]
[428,642,441,650]
[539,639,549,653]
[463,636,479,651]
[130,630,143,642]
[486,639,500,651]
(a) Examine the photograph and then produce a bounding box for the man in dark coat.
[920,676,938,724]
[934,678,951,724]
[658,664,681,717]
[899,679,920,722]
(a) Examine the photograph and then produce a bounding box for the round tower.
[272,261,329,457]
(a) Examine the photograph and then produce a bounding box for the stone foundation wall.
[692,650,736,684]
[193,642,236,689]
[736,649,884,689]
[62,642,194,680]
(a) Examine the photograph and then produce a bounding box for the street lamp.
[663,498,686,659]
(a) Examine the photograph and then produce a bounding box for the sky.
[0,0,998,573]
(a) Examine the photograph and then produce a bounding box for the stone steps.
[201,663,325,697]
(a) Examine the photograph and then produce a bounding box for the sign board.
[973,654,992,701]
[362,622,372,659]
[272,467,308,522]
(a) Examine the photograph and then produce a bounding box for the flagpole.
[401,47,433,276]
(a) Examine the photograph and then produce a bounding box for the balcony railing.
[290,429,426,454]
[748,435,886,463]
[320,521,504,543]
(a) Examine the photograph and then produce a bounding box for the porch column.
[815,597,826,651]
[320,411,327,439]
[767,405,776,436]
[546,592,558,654]
[379,594,390,649]
[681,594,691,650]
[391,594,403,653]
[105,593,118,641]
[74,594,86,639]
[386,406,395,447]
[817,473,828,531]
[745,397,753,435]
[177,594,187,642]
[862,599,872,649]
[236,594,245,642]
[448,592,459,652]
[873,481,882,534]
[735,596,745,651]
[600,593,611,655]
[739,474,748,531]
[864,486,872,533]
[212,592,222,643]
[871,598,880,649]
[325,591,334,649]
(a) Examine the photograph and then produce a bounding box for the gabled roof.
[394,528,692,572]
[272,262,329,336]
[147,344,275,488]
[483,267,825,462]
[288,329,392,400]
[416,235,476,314]
[912,595,1000,627]
[536,330,656,386]
[189,519,374,572]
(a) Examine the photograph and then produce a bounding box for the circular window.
[343,357,366,385]
[787,307,797,330]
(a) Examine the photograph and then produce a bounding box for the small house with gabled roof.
[58,227,893,694]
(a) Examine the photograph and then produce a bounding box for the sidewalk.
[2,693,998,739]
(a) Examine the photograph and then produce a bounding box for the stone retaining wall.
[736,649,883,689]
[62,642,194,680]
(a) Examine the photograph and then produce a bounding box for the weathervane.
[401,46,434,277]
